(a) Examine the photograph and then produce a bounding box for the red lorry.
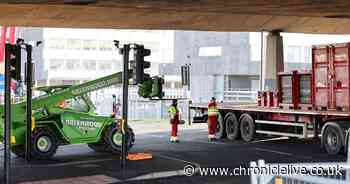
[190,43,350,155]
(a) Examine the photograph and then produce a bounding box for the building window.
[82,40,98,50]
[198,46,222,57]
[67,39,82,50]
[49,59,64,71]
[82,60,96,71]
[113,60,122,71]
[99,40,113,51]
[250,44,261,62]
[65,59,80,70]
[304,46,312,63]
[98,60,113,71]
[48,39,66,49]
[286,46,302,63]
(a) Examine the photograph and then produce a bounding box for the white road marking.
[253,147,294,156]
[125,169,185,182]
[192,140,228,145]
[249,137,289,144]
[146,134,166,138]
[155,153,200,168]
[253,147,313,159]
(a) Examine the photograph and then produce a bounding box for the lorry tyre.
[323,125,343,155]
[32,128,58,159]
[239,114,255,142]
[11,145,25,158]
[215,113,226,139]
[105,126,135,153]
[225,113,240,141]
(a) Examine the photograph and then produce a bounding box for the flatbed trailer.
[190,103,350,155]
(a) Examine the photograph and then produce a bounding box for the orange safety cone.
[127,152,153,161]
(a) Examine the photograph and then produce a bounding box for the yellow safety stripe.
[32,117,36,131]
[11,136,16,144]
[121,119,126,135]
[208,106,219,116]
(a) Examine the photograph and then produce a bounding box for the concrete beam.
[0,4,350,34]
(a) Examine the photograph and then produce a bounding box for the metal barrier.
[223,89,257,103]
[250,136,350,184]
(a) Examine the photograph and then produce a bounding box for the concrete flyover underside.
[1,0,350,33]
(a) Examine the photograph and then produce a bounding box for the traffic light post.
[115,41,165,169]
[3,40,37,183]
[4,44,13,184]
[25,44,33,162]
[116,43,130,169]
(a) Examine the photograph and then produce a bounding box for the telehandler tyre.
[88,125,135,153]
[106,126,135,153]
[32,128,58,159]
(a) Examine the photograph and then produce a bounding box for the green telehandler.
[0,72,135,159]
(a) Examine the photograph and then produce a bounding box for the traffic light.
[150,77,165,99]
[137,79,153,98]
[135,45,151,84]
[181,65,190,86]
[5,43,21,81]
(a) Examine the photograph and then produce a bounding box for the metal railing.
[223,89,257,103]
[250,136,350,184]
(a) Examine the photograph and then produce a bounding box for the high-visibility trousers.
[208,115,217,135]
[170,118,179,137]
[171,122,178,137]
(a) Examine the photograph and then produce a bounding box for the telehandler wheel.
[11,145,25,158]
[32,128,58,159]
[105,126,135,153]
[239,114,255,142]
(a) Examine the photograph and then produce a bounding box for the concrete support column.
[263,31,284,90]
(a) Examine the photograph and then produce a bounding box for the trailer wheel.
[11,145,25,158]
[225,113,240,141]
[105,126,135,153]
[323,125,343,155]
[32,128,58,159]
[215,113,226,139]
[240,114,255,142]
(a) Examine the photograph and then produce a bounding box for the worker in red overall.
[168,99,180,143]
[208,97,219,141]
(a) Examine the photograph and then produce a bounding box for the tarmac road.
[0,121,347,184]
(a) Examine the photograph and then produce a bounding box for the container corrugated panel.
[300,74,311,104]
[281,75,292,103]
[312,43,350,111]
[278,71,312,110]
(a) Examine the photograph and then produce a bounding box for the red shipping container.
[312,43,350,111]
[278,71,312,109]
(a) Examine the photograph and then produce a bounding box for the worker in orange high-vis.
[168,99,180,143]
[208,97,219,141]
